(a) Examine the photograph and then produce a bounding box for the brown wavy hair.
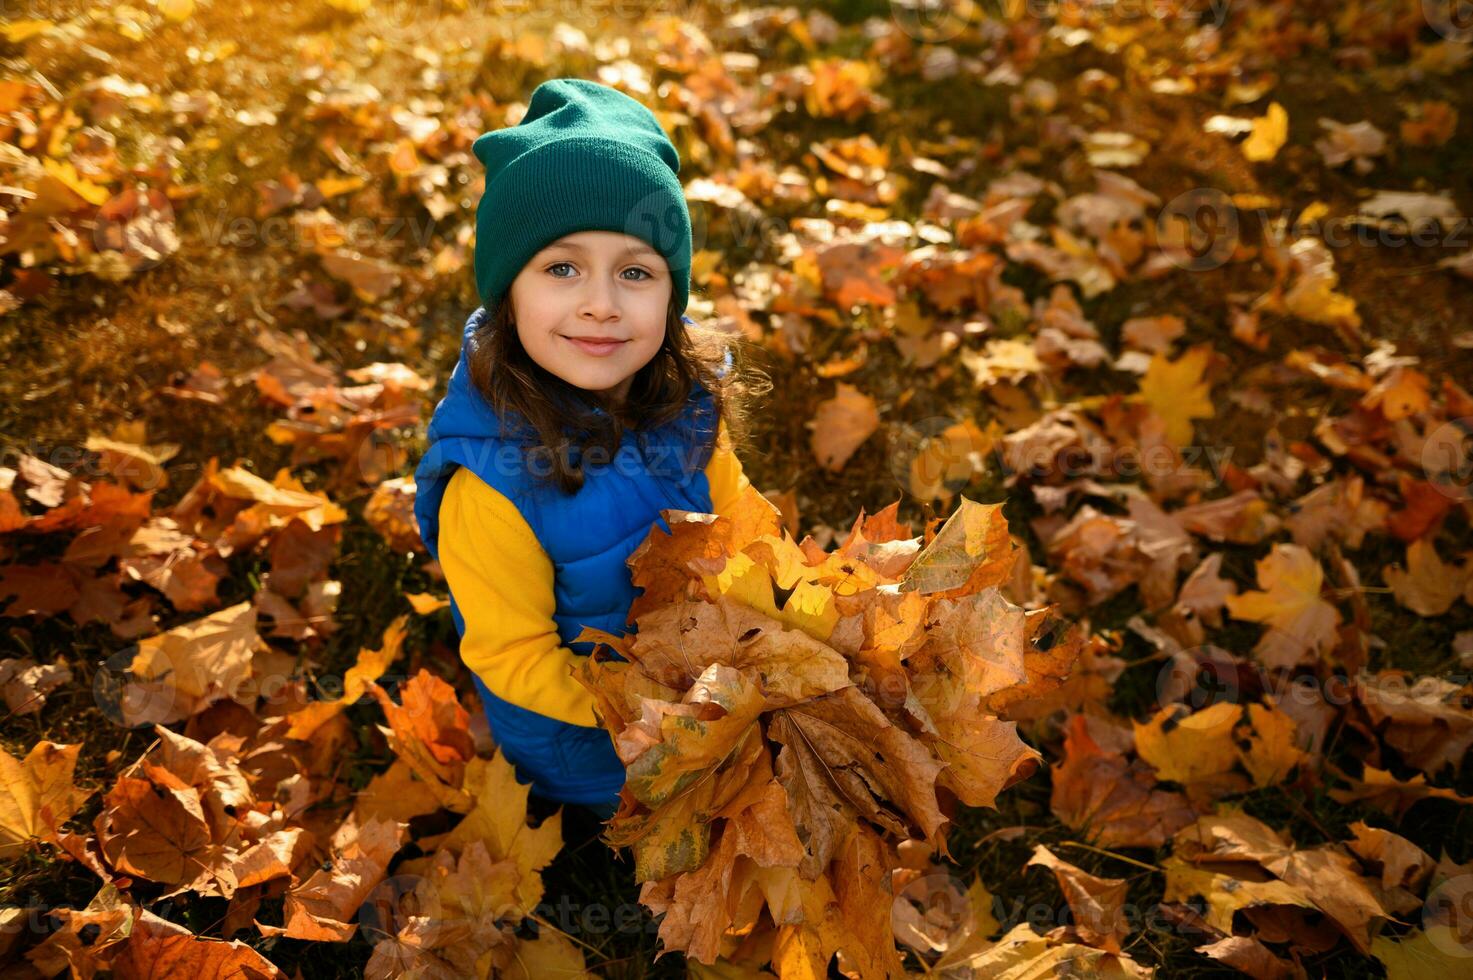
[466,289,768,495]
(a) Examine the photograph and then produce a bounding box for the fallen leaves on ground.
[3,0,1472,976]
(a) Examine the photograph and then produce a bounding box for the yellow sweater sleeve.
[438,465,600,728]
[437,423,753,729]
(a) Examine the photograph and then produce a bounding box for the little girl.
[413,78,766,821]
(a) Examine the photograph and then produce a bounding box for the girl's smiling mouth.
[562,335,628,356]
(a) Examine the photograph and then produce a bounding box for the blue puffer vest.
[413,306,719,809]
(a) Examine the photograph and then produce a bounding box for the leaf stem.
[1056,840,1160,873]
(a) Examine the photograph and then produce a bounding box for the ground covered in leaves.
[2,0,1473,977]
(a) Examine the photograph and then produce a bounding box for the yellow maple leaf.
[701,534,840,641]
[1163,856,1316,934]
[1283,238,1361,331]
[1236,701,1308,788]
[1138,345,1215,447]
[0,742,90,859]
[1383,539,1471,617]
[441,753,564,915]
[40,158,111,208]
[1135,702,1241,785]
[623,664,768,810]
[1225,544,1342,669]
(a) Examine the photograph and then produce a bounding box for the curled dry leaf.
[1197,935,1301,980]
[0,656,72,715]
[256,815,407,941]
[27,883,287,979]
[1171,811,1392,954]
[362,670,477,818]
[1328,762,1473,818]
[1355,672,1473,777]
[1025,844,1129,954]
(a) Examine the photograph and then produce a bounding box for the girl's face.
[508,230,671,409]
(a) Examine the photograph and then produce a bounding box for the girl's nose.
[578,274,621,322]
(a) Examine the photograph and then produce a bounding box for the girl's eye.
[545,263,652,281]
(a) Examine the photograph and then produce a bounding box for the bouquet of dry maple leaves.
[568,484,1090,975]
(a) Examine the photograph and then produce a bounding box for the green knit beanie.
[471,77,692,316]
